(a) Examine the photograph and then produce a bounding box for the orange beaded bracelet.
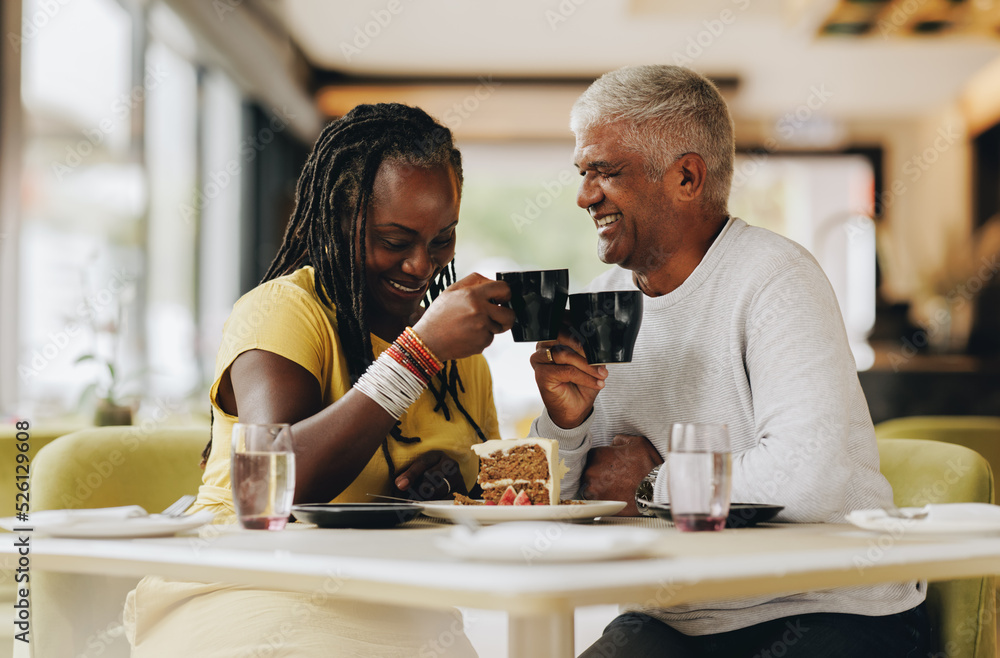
[401,327,443,373]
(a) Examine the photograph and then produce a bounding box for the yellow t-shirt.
[193,266,499,518]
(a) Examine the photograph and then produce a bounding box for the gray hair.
[570,65,735,212]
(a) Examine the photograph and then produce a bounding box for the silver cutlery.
[883,505,930,520]
[158,494,196,518]
[365,494,420,504]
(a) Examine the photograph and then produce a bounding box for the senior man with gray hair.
[529,65,930,656]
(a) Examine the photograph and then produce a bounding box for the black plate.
[291,503,421,529]
[647,503,784,528]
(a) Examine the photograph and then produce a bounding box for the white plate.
[846,505,1000,535]
[435,522,661,562]
[419,500,625,524]
[1,511,216,539]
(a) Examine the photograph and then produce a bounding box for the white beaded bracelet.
[354,350,427,418]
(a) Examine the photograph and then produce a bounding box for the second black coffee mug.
[568,290,643,364]
[496,269,569,342]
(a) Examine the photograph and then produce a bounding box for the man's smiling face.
[573,122,678,272]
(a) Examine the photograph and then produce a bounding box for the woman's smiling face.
[363,161,460,338]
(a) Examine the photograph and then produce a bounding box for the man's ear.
[674,153,708,202]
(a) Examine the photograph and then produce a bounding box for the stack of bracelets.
[354,326,444,419]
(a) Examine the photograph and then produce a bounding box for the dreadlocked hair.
[200,103,487,478]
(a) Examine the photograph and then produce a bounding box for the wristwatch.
[634,464,661,517]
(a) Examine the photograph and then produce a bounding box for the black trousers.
[578,602,932,658]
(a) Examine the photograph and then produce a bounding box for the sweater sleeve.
[530,409,594,500]
[728,258,858,522]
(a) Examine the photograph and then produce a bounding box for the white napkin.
[924,503,1000,522]
[849,503,1000,523]
[846,503,1000,534]
[0,505,147,531]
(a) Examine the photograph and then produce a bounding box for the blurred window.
[197,69,244,393]
[18,0,142,416]
[17,0,243,419]
[729,153,877,369]
[145,40,199,400]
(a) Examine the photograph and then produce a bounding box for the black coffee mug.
[496,269,569,342]
[568,291,643,364]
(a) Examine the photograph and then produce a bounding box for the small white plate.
[435,522,661,562]
[419,500,625,524]
[1,511,216,539]
[846,504,1000,535]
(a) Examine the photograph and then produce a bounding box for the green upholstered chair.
[875,416,1000,499]
[878,438,997,658]
[22,426,209,658]
[1,420,92,520]
[29,425,208,512]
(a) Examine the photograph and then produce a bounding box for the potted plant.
[76,354,136,425]
[74,265,140,426]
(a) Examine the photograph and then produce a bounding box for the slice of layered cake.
[470,438,568,505]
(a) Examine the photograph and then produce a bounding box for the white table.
[5,519,1000,657]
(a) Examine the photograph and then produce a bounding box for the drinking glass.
[231,423,296,530]
[668,423,732,532]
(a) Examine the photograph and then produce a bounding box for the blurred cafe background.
[2,0,1000,435]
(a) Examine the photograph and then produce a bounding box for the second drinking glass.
[667,423,732,532]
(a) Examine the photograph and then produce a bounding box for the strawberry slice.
[513,490,533,506]
[498,485,518,506]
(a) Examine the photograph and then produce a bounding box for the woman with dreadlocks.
[123,104,512,657]
[187,101,513,513]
